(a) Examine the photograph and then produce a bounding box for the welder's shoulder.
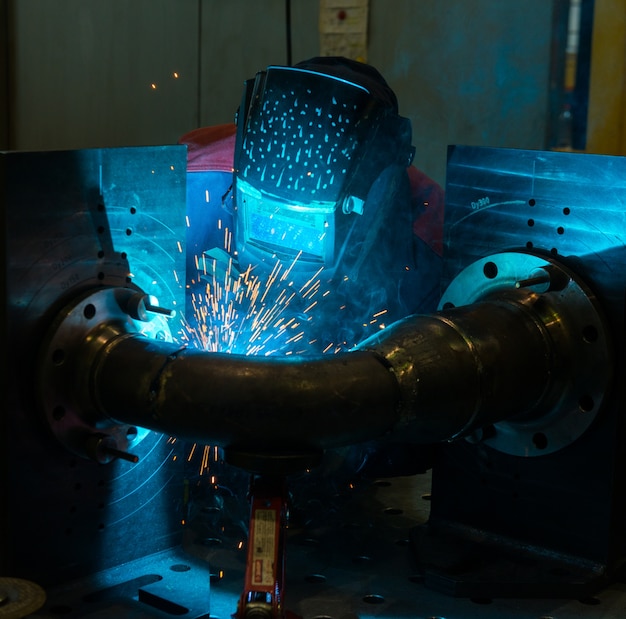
[407,165,445,257]
[178,124,237,173]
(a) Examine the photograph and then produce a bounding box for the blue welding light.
[233,64,385,278]
[237,178,334,265]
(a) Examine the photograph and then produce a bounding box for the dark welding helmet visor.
[233,61,414,279]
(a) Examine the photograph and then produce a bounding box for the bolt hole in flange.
[532,432,548,450]
[439,251,612,457]
[483,261,498,279]
[83,303,96,319]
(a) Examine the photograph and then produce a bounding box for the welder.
[179,57,444,482]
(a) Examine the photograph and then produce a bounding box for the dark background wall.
[2,0,566,185]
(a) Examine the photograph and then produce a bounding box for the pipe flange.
[38,287,174,462]
[439,251,612,456]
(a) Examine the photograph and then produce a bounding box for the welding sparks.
[179,246,391,475]
[182,251,322,357]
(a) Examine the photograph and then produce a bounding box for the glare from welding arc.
[178,220,389,474]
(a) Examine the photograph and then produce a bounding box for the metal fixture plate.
[415,145,626,598]
[2,146,188,585]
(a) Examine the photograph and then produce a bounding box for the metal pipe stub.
[37,286,177,463]
[434,251,613,456]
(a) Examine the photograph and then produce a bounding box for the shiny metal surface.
[443,145,626,319]
[438,251,612,456]
[415,145,626,599]
[2,146,188,585]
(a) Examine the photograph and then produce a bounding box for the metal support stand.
[236,475,298,619]
[227,451,321,619]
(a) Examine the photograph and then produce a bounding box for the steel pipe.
[92,334,401,452]
[88,290,554,449]
[39,252,611,460]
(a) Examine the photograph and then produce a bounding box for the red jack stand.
[227,451,321,619]
[235,475,296,619]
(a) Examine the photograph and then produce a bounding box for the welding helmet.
[232,57,415,282]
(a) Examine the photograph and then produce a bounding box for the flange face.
[38,287,173,462]
[439,251,612,456]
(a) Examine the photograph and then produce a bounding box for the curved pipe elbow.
[92,335,402,452]
[91,291,554,451]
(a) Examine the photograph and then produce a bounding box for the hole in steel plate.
[201,537,223,547]
[532,432,548,450]
[483,261,498,279]
[305,574,327,583]
[582,324,598,343]
[384,507,403,515]
[83,304,96,319]
[363,594,385,604]
[579,394,595,413]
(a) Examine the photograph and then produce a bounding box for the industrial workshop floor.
[27,470,626,619]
